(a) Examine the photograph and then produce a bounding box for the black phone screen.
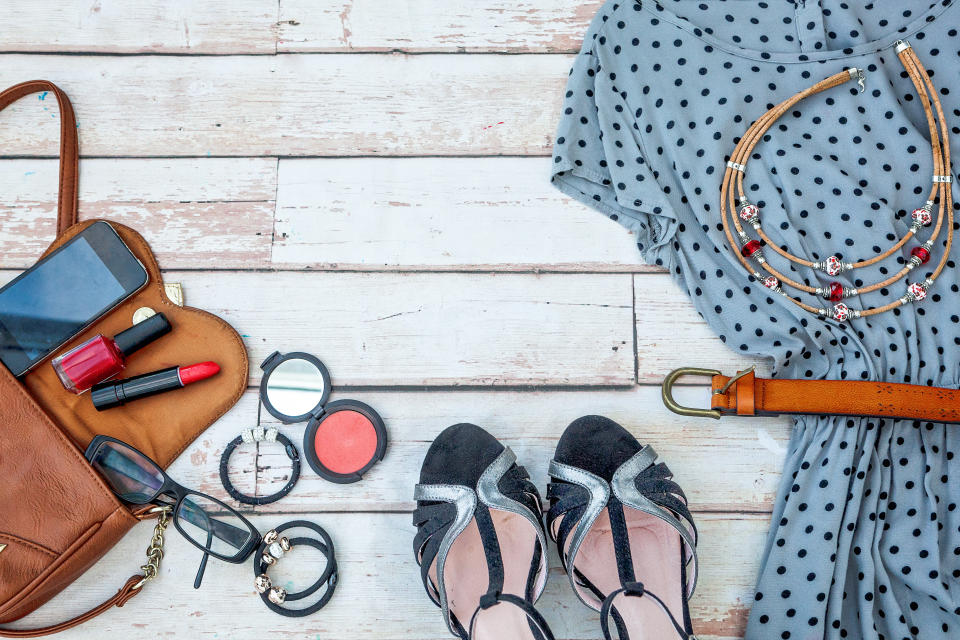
[0,223,148,376]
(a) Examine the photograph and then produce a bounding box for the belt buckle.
[661,366,755,419]
[661,367,722,419]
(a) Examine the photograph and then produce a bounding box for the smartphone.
[0,221,149,377]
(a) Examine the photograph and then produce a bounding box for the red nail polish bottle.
[51,313,171,393]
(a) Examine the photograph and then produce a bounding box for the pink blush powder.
[313,410,378,474]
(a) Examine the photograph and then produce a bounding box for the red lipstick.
[178,361,221,385]
[91,361,220,411]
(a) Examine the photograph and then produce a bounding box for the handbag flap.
[20,219,249,468]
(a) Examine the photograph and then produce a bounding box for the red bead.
[740,240,762,258]
[911,246,931,265]
[822,281,843,302]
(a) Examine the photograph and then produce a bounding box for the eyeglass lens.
[176,493,254,559]
[88,440,164,503]
[89,439,255,561]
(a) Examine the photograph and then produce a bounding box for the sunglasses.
[84,435,261,587]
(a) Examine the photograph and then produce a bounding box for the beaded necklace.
[720,40,953,321]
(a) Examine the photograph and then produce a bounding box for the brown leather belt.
[662,366,960,424]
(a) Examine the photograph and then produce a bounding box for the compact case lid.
[259,351,332,424]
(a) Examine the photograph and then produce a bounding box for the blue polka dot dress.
[550,1,960,638]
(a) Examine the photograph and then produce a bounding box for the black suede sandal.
[547,416,699,640]
[413,423,554,640]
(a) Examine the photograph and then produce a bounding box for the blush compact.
[259,351,387,484]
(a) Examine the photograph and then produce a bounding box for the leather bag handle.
[0,80,79,235]
[0,576,143,638]
[0,507,161,637]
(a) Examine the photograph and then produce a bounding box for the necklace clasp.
[847,67,865,93]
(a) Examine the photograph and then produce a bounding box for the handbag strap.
[0,507,162,637]
[0,80,79,235]
[0,576,143,638]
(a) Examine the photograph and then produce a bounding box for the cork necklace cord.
[735,64,942,276]
[720,40,954,321]
[726,44,946,297]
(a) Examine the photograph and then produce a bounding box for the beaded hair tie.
[720,40,954,321]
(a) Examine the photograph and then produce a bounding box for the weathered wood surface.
[274,157,650,271]
[181,385,790,514]
[175,270,763,386]
[0,1,279,53]
[8,511,767,640]
[174,270,636,387]
[0,54,570,156]
[1,156,651,272]
[0,1,603,54]
[0,158,275,268]
[278,0,602,53]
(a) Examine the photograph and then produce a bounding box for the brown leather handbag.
[0,81,249,636]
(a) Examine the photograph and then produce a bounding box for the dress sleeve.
[550,44,678,264]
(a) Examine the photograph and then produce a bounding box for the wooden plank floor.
[0,3,783,638]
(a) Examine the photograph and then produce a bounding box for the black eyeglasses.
[85,435,261,587]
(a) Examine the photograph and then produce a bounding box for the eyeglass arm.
[178,500,252,550]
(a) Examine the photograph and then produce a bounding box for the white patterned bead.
[738,203,760,223]
[762,276,779,290]
[268,542,286,559]
[823,256,843,276]
[832,303,850,322]
[268,586,287,605]
[907,282,927,301]
[911,207,932,226]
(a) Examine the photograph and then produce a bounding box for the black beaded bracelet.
[220,427,301,505]
[253,521,338,617]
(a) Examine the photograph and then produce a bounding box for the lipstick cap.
[90,382,123,411]
[113,313,171,357]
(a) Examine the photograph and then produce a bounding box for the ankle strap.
[468,593,555,640]
[599,582,693,640]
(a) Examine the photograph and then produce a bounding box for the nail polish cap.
[113,312,172,357]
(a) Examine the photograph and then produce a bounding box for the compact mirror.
[260,352,331,423]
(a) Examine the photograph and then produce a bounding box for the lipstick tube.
[91,361,220,411]
[52,313,172,393]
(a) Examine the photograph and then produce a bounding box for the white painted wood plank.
[12,512,763,639]
[171,270,635,387]
[274,157,648,271]
[0,1,278,54]
[195,385,790,513]
[0,1,603,55]
[1,156,654,273]
[0,158,276,269]
[635,275,771,383]
[0,54,568,156]
[278,0,600,53]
